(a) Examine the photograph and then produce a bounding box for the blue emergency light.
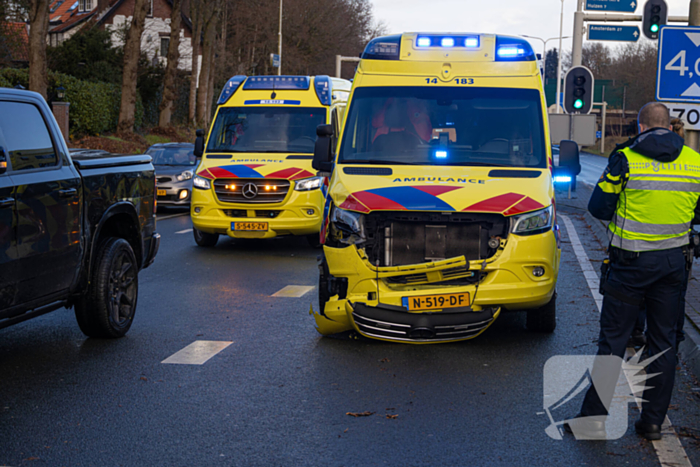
[416,34,480,49]
[494,36,536,61]
[553,175,572,183]
[314,75,332,106]
[217,75,246,105]
[465,37,479,47]
[361,35,402,60]
[435,150,448,159]
[417,37,432,47]
[242,76,311,91]
[441,37,455,47]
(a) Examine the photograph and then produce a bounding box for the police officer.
[575,102,700,440]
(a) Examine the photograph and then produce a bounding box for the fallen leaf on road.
[140,376,148,381]
[386,414,398,419]
[379,358,390,363]
[346,411,375,417]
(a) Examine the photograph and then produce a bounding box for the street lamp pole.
[522,34,571,82]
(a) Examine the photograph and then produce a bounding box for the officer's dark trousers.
[580,247,685,426]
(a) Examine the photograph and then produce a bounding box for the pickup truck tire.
[526,293,556,333]
[193,228,218,247]
[75,238,139,338]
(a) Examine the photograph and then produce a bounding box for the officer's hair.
[638,102,670,129]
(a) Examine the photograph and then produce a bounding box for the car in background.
[145,143,197,207]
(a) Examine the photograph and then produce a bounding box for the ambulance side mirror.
[194,129,205,158]
[558,140,581,175]
[313,124,334,172]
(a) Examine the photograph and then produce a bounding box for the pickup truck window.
[0,101,57,171]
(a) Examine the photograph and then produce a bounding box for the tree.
[47,28,121,84]
[581,42,613,79]
[28,0,49,98]
[545,49,558,80]
[117,0,149,133]
[195,0,220,128]
[158,0,182,127]
[609,42,658,111]
[188,0,203,125]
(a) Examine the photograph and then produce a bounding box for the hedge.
[0,68,144,137]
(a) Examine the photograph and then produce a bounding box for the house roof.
[0,22,29,62]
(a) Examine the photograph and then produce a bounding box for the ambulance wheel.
[527,293,556,333]
[193,228,218,247]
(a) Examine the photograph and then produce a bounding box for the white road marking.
[272,285,315,298]
[560,214,692,467]
[158,212,189,220]
[161,340,232,365]
[176,229,193,234]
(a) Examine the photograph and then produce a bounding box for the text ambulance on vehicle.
[191,75,351,247]
[311,33,563,343]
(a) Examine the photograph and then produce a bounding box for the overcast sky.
[370,0,691,55]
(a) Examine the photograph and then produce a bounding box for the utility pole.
[278,0,283,75]
[556,0,566,113]
[688,0,700,151]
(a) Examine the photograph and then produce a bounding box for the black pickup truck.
[0,88,160,337]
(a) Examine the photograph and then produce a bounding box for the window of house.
[147,0,153,17]
[160,37,170,57]
[78,0,92,12]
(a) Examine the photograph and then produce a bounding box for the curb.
[575,208,700,379]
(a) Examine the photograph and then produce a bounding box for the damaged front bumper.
[312,230,558,343]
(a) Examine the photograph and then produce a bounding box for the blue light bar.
[242,76,310,91]
[494,36,536,62]
[435,150,448,159]
[553,175,572,183]
[217,75,246,105]
[465,37,479,47]
[314,75,331,106]
[441,37,455,47]
[361,35,402,60]
[417,37,432,47]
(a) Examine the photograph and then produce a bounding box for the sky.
[370,0,692,55]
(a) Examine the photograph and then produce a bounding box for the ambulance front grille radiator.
[213,178,290,204]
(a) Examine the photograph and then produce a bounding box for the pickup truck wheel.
[526,293,556,333]
[193,228,218,247]
[75,238,138,338]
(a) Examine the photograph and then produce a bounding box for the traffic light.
[642,0,668,40]
[563,66,594,115]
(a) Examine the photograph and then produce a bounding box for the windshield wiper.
[447,162,511,167]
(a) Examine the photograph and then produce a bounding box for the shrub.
[0,68,144,136]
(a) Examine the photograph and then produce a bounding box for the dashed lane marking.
[272,285,315,298]
[176,229,193,234]
[560,214,692,467]
[161,340,232,365]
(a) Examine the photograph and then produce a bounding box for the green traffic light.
[651,24,660,33]
[574,99,584,109]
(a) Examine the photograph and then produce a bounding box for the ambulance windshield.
[206,107,327,154]
[338,87,546,168]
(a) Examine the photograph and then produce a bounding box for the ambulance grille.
[213,178,290,204]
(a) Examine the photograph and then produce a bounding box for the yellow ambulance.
[191,75,351,247]
[311,33,562,343]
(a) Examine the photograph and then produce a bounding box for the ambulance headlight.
[329,206,365,245]
[193,175,211,190]
[294,176,323,191]
[511,206,553,236]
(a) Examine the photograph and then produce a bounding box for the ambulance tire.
[526,293,556,333]
[193,228,218,247]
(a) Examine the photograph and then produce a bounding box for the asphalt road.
[1,207,699,466]
[579,152,609,187]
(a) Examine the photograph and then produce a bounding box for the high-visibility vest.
[608,145,700,252]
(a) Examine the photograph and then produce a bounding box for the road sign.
[668,103,700,130]
[657,26,700,103]
[585,0,637,12]
[270,53,280,68]
[596,130,602,138]
[588,25,640,42]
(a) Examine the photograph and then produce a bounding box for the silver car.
[146,143,198,207]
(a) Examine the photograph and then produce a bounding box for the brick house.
[0,22,29,65]
[48,0,197,73]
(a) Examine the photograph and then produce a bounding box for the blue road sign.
[588,24,640,42]
[270,54,281,68]
[596,131,602,138]
[657,26,700,103]
[585,0,638,12]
